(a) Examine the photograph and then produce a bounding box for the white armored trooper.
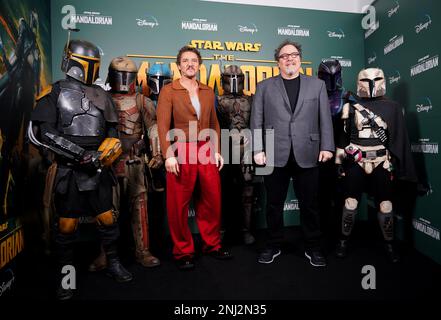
[335,68,417,263]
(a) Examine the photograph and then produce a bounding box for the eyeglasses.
[278,52,300,60]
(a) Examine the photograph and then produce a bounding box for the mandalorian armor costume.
[317,60,345,238]
[145,63,171,192]
[334,68,417,263]
[318,60,344,117]
[30,40,132,300]
[217,65,255,245]
[106,56,162,268]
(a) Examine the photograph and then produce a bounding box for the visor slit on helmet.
[231,76,238,94]
[369,79,375,98]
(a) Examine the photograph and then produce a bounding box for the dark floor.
[7,222,441,304]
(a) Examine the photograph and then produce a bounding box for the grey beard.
[286,66,296,76]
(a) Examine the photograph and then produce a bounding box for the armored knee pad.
[345,198,358,210]
[58,217,79,234]
[379,200,393,214]
[96,210,118,226]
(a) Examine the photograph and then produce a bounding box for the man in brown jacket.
[157,46,232,270]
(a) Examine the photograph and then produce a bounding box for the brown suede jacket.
[157,79,221,159]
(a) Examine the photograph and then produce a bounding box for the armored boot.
[335,206,357,258]
[56,263,75,300]
[99,224,132,282]
[135,249,160,268]
[378,211,399,263]
[105,251,133,283]
[131,191,160,267]
[54,224,77,300]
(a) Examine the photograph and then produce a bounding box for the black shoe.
[335,239,348,258]
[384,243,400,263]
[209,247,233,260]
[257,248,281,264]
[106,258,133,282]
[305,249,327,267]
[177,256,195,270]
[56,285,74,300]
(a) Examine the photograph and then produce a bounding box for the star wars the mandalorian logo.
[129,39,313,96]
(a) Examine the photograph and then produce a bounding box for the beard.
[285,65,297,76]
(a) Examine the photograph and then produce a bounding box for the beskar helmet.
[108,56,138,93]
[61,39,100,85]
[221,65,244,95]
[147,63,172,96]
[357,68,386,98]
[318,60,342,92]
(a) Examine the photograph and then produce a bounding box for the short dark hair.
[274,40,302,61]
[176,45,202,65]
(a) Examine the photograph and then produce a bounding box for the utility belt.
[344,144,389,163]
[361,149,387,160]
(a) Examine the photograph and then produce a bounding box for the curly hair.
[176,45,202,65]
[274,40,302,61]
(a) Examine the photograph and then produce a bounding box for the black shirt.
[283,76,300,113]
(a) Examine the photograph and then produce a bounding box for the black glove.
[79,151,93,164]
[79,151,101,173]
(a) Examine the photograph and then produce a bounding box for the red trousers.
[166,141,221,259]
